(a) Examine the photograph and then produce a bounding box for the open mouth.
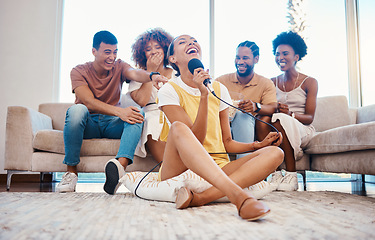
[237,65,247,71]
[279,62,286,67]
[186,47,198,54]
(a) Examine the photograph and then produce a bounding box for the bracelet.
[149,72,160,81]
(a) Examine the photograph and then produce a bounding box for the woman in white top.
[126,28,174,163]
[157,34,284,221]
[269,31,318,191]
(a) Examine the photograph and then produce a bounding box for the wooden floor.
[1,178,374,198]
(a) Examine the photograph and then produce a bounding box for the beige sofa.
[286,96,375,187]
[4,95,375,190]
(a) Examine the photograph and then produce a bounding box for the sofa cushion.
[33,130,121,156]
[312,96,351,132]
[39,103,73,131]
[357,104,375,124]
[305,122,375,154]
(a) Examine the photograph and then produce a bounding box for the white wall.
[0,0,63,174]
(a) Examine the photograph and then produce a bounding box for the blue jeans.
[63,104,144,166]
[231,111,256,159]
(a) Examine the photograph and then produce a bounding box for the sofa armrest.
[4,106,52,171]
[357,104,375,124]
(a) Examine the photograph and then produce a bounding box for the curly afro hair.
[272,31,307,61]
[131,28,174,70]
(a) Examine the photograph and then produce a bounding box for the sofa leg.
[6,170,25,191]
[6,172,12,191]
[7,170,27,191]
[40,172,47,182]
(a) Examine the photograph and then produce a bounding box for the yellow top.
[160,81,229,168]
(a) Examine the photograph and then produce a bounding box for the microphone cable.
[205,89,280,155]
[134,160,162,200]
[133,82,281,196]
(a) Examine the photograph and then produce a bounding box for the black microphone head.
[188,58,204,75]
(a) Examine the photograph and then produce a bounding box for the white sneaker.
[268,171,283,191]
[56,172,78,193]
[104,159,125,195]
[278,171,298,191]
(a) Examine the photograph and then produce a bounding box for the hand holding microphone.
[188,58,215,94]
[187,59,280,141]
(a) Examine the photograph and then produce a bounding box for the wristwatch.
[254,102,261,113]
[149,71,160,81]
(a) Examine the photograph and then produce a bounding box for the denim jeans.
[63,104,144,166]
[231,110,256,159]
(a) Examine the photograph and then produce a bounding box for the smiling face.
[275,44,299,71]
[92,42,118,72]
[144,40,164,60]
[168,35,201,71]
[235,46,258,77]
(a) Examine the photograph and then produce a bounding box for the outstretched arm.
[124,67,168,89]
[130,54,166,107]
[130,82,154,107]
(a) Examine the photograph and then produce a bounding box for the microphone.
[187,58,215,94]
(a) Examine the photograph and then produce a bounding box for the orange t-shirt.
[70,59,131,112]
[215,72,277,105]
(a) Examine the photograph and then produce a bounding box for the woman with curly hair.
[125,28,174,163]
[267,31,318,191]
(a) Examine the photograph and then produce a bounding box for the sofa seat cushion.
[305,122,375,154]
[33,130,121,156]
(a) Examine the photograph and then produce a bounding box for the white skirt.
[271,113,315,161]
[135,104,163,158]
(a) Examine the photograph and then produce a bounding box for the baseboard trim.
[0,173,53,183]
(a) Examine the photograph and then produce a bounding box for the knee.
[262,146,284,166]
[271,146,284,165]
[169,121,190,139]
[255,116,271,130]
[66,104,89,122]
[272,120,284,132]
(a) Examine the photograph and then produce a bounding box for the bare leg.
[272,120,296,172]
[145,136,166,163]
[67,165,78,175]
[161,122,274,220]
[255,116,273,141]
[118,157,129,169]
[162,122,250,205]
[189,146,284,206]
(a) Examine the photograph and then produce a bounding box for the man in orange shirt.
[57,30,167,193]
[216,41,277,159]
